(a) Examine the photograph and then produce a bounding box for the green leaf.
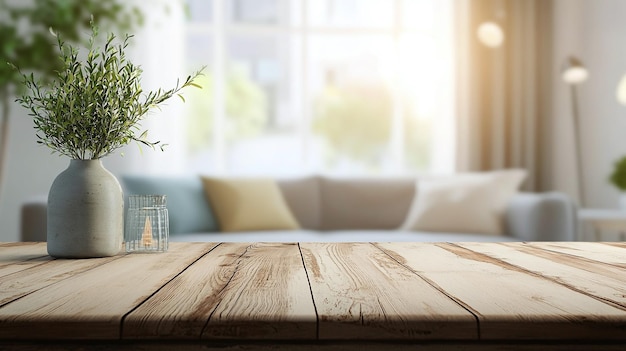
[12,18,205,160]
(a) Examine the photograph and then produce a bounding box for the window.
[183,0,455,176]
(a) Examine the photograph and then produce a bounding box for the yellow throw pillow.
[400,169,527,235]
[200,177,300,232]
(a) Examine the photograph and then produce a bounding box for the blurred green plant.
[609,156,626,191]
[313,82,432,171]
[13,20,203,159]
[184,66,267,153]
[0,0,143,196]
[313,83,392,167]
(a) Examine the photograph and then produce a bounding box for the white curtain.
[455,0,553,191]
[106,1,187,177]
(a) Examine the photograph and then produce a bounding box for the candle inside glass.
[125,195,169,253]
[141,216,153,247]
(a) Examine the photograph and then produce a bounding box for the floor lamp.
[562,56,589,207]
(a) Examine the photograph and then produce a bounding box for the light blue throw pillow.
[121,175,217,234]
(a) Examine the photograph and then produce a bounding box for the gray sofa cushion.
[277,176,321,230]
[121,175,217,234]
[318,177,416,230]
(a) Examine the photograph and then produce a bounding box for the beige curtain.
[455,0,553,191]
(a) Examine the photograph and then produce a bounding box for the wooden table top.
[1,241,626,350]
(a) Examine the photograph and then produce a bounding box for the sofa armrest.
[504,192,577,241]
[21,197,48,242]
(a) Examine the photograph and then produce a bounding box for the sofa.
[21,171,578,243]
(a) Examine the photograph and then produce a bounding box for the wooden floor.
[1,241,626,350]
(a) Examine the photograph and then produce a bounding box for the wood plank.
[376,242,626,341]
[123,243,257,339]
[300,242,477,340]
[0,242,218,340]
[606,242,626,248]
[526,242,626,267]
[457,242,626,308]
[0,255,122,307]
[0,242,40,247]
[0,243,50,277]
[200,242,317,340]
[0,242,46,253]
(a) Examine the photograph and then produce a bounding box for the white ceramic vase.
[47,159,123,258]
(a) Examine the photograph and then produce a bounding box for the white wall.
[551,0,626,209]
[0,2,185,242]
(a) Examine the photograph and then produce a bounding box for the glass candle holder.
[125,195,169,253]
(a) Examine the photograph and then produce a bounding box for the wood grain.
[300,242,477,340]
[457,242,626,309]
[0,255,121,307]
[0,242,217,340]
[123,242,252,339]
[376,242,626,341]
[526,242,626,268]
[0,242,50,278]
[200,242,317,340]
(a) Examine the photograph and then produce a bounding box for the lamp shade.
[562,57,588,84]
[616,74,626,105]
[477,21,504,48]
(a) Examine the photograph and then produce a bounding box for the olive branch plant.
[12,19,204,160]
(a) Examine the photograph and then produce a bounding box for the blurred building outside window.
[183,0,455,177]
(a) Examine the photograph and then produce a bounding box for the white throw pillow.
[401,169,527,235]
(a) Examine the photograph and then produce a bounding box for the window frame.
[184,0,455,175]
